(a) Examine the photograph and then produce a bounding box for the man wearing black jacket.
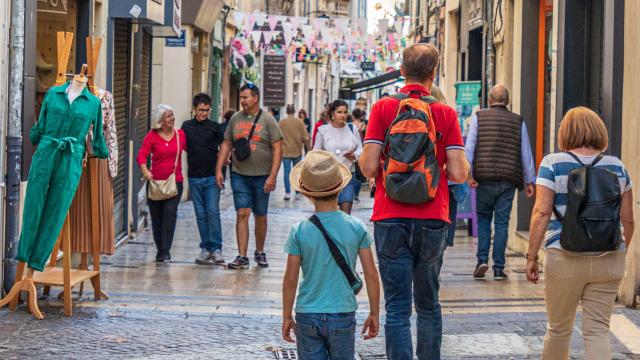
[182,93,225,265]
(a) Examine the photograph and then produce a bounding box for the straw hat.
[290,150,352,197]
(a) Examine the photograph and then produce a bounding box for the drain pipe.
[4,0,25,295]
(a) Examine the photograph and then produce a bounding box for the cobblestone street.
[1,180,640,359]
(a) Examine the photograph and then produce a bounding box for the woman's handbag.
[148,130,180,201]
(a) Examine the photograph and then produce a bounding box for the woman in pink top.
[136,104,186,262]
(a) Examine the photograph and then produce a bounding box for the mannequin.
[15,63,108,273]
[67,65,88,104]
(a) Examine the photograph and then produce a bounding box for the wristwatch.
[526,253,539,262]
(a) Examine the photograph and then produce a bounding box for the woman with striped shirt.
[526,107,635,359]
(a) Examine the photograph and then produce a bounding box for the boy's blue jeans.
[294,312,356,360]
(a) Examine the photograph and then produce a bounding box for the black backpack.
[553,152,622,252]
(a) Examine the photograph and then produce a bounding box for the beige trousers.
[541,248,625,360]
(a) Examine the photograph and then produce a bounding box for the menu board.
[263,55,286,107]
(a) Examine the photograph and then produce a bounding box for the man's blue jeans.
[294,312,356,360]
[475,181,517,270]
[374,219,448,360]
[188,176,222,253]
[282,156,302,194]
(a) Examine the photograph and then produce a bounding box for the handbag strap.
[247,109,262,142]
[172,129,180,173]
[308,215,360,288]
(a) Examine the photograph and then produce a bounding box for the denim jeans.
[447,185,458,247]
[475,181,517,270]
[282,156,302,194]
[294,312,356,360]
[374,219,448,360]
[188,176,222,253]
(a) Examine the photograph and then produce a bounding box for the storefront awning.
[339,69,403,99]
[109,0,165,25]
[182,0,225,33]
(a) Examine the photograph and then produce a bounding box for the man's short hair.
[401,43,439,82]
[489,85,510,105]
[286,104,296,115]
[352,108,366,120]
[240,83,260,98]
[192,93,212,108]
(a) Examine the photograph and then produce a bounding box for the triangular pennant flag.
[394,19,403,34]
[233,12,246,28]
[268,16,278,31]
[282,22,294,46]
[336,19,350,33]
[250,31,262,47]
[301,25,313,40]
[246,14,257,31]
[378,19,389,36]
[255,14,267,28]
[305,34,315,48]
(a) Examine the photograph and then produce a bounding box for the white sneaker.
[212,250,225,265]
[294,193,301,200]
[284,193,291,201]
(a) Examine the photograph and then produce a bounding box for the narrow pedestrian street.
[1,173,639,359]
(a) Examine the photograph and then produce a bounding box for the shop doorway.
[467,28,483,81]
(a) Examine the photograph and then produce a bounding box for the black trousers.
[148,182,183,257]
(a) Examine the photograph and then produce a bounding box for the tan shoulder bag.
[148,130,180,201]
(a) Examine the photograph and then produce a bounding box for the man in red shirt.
[359,44,469,360]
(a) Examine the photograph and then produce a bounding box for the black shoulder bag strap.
[308,215,360,289]
[246,109,262,141]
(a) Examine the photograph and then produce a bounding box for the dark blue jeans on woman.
[294,312,356,360]
[374,219,448,360]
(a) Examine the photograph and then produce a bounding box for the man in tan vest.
[279,104,311,200]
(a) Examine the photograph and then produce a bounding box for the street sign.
[263,55,287,107]
[165,30,186,47]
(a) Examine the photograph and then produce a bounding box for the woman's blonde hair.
[557,106,608,151]
[152,104,175,130]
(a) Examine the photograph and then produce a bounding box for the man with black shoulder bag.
[216,83,283,269]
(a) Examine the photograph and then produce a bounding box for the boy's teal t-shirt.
[285,211,372,314]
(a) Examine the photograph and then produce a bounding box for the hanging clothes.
[96,88,118,178]
[68,158,116,255]
[67,88,118,255]
[16,82,108,271]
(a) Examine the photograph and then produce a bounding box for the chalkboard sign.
[263,55,286,107]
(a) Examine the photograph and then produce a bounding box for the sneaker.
[473,262,489,280]
[212,250,225,265]
[354,196,360,203]
[284,193,291,201]
[255,252,269,268]
[494,269,508,281]
[195,249,214,265]
[294,193,301,200]
[227,256,249,270]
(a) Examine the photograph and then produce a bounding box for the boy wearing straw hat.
[282,150,381,359]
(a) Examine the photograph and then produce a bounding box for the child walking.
[282,150,380,360]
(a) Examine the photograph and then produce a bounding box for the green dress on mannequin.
[16,81,108,271]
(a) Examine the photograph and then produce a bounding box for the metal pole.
[4,0,25,294]
[484,0,494,105]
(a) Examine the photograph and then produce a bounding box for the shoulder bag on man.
[148,130,180,201]
[233,110,262,161]
[553,152,622,252]
[308,215,363,295]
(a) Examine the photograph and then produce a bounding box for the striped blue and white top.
[536,152,632,250]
